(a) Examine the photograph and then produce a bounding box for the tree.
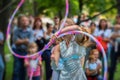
[0,0,11,80]
[116,0,120,14]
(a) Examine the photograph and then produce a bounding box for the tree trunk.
[33,1,38,16]
[77,0,83,25]
[58,10,62,20]
[0,0,11,80]
[79,0,83,14]
[116,0,120,14]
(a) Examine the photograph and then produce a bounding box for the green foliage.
[0,0,118,20]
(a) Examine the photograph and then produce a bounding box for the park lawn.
[115,63,120,80]
[4,44,120,80]
[4,43,13,80]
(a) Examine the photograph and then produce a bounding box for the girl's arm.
[24,58,30,67]
[96,63,102,74]
[39,61,43,80]
[81,57,85,67]
[38,55,42,66]
[51,44,60,66]
[86,68,97,76]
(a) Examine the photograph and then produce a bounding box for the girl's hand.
[96,63,101,72]
[50,34,57,42]
[37,37,41,40]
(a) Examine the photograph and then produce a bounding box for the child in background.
[24,42,42,80]
[86,54,98,80]
[85,49,102,80]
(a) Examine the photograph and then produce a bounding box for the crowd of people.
[0,13,120,80]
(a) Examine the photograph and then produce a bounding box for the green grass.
[4,43,13,80]
[114,63,120,80]
[4,44,120,80]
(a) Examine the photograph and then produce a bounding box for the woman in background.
[33,17,46,51]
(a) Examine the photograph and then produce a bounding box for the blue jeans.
[12,49,27,80]
[32,76,40,80]
[0,54,4,80]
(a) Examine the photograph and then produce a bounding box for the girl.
[85,49,102,80]
[51,18,90,80]
[85,54,98,80]
[24,42,42,80]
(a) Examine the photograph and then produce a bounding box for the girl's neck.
[101,27,106,30]
[65,40,70,48]
[35,27,40,30]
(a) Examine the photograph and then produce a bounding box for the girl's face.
[91,58,95,63]
[28,46,37,54]
[54,18,60,25]
[62,20,73,41]
[100,20,107,29]
[48,26,53,32]
[35,20,42,28]
[93,51,99,60]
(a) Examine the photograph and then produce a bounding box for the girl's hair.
[75,27,91,46]
[88,54,95,61]
[60,18,75,28]
[56,18,75,43]
[27,42,38,53]
[65,18,75,25]
[46,23,52,29]
[90,49,99,55]
[33,17,43,30]
[98,19,108,30]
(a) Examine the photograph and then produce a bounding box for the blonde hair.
[75,26,91,46]
[60,18,75,27]
[88,54,95,61]
[65,18,75,25]
[27,42,38,53]
[90,49,99,55]
[56,18,75,43]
